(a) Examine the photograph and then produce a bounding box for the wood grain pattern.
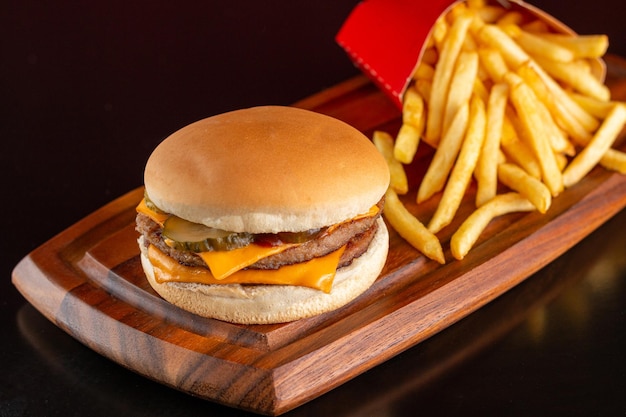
[12,56,626,416]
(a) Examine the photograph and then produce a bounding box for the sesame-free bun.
[138,218,388,324]
[144,106,390,233]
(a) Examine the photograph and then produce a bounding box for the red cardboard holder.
[336,0,606,109]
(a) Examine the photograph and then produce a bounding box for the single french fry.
[568,91,616,119]
[432,16,449,52]
[498,162,552,213]
[384,189,445,264]
[443,50,479,137]
[414,90,436,154]
[373,131,409,194]
[396,88,426,164]
[536,33,609,59]
[425,13,473,145]
[563,104,626,187]
[505,72,564,196]
[421,47,439,66]
[395,123,421,165]
[413,61,436,81]
[429,95,487,233]
[601,149,626,174]
[534,55,611,102]
[417,102,470,203]
[414,79,432,105]
[505,24,575,62]
[497,11,524,26]
[476,82,508,207]
[450,192,536,260]
[521,19,549,34]
[402,86,426,128]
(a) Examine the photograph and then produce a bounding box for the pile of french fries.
[375,0,626,263]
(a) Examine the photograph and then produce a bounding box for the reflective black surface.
[2,1,625,416]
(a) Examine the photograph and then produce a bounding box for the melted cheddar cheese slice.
[198,243,297,280]
[148,243,345,293]
[136,198,169,226]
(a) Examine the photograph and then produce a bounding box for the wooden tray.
[12,55,626,416]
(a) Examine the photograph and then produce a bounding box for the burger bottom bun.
[139,218,389,324]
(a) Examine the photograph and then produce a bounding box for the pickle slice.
[162,216,253,252]
[143,190,167,214]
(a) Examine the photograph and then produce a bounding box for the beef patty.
[136,199,383,270]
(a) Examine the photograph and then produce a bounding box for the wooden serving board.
[12,55,626,416]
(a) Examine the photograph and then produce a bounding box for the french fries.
[497,163,551,213]
[563,104,626,187]
[373,131,409,195]
[503,24,575,63]
[425,13,473,145]
[478,47,508,82]
[428,94,486,233]
[383,189,445,264]
[600,149,626,174]
[536,33,609,59]
[443,51,479,137]
[500,112,542,178]
[475,82,508,207]
[568,91,616,119]
[417,101,469,203]
[533,55,611,101]
[371,0,626,264]
[451,193,536,260]
[505,72,564,197]
[394,87,425,164]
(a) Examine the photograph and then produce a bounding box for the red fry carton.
[336,0,606,109]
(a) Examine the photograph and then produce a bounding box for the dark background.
[2,1,625,416]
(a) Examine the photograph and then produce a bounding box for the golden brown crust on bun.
[144,106,390,233]
[139,219,388,324]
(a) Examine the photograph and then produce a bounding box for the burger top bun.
[144,106,390,233]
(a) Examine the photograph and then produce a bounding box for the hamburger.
[136,105,390,324]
